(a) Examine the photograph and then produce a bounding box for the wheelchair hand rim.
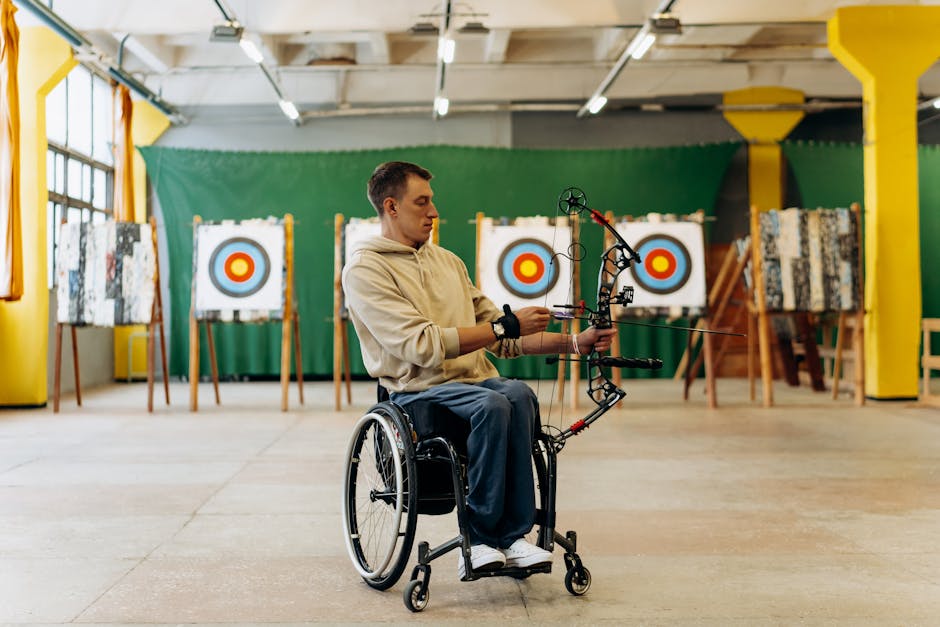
[342,411,406,580]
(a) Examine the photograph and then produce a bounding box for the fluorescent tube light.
[239,37,264,63]
[934,98,940,109]
[587,95,608,115]
[278,99,300,120]
[630,33,656,60]
[434,96,450,116]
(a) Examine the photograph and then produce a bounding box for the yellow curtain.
[112,83,135,222]
[0,0,20,301]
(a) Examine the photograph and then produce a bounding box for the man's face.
[389,174,438,248]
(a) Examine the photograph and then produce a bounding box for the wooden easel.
[333,213,354,411]
[474,212,574,405]
[748,204,864,407]
[54,217,170,413]
[610,212,717,408]
[189,214,304,412]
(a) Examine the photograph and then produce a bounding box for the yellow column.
[829,6,940,399]
[113,100,170,380]
[722,86,805,407]
[0,27,74,405]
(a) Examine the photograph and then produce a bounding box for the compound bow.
[547,187,662,446]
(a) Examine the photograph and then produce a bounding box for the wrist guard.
[493,304,521,339]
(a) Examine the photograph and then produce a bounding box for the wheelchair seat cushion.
[399,399,471,454]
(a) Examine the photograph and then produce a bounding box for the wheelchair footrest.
[461,562,552,582]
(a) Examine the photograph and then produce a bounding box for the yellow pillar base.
[0,27,74,405]
[829,6,940,399]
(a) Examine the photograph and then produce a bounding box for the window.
[46,64,114,287]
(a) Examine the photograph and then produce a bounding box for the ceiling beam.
[483,29,511,63]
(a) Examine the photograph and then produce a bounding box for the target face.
[614,220,706,311]
[497,238,559,298]
[631,234,692,294]
[193,221,285,319]
[478,219,572,310]
[209,237,271,297]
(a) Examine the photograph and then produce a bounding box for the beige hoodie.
[342,235,522,392]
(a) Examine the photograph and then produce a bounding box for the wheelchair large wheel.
[342,403,418,590]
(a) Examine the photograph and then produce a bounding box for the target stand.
[53,217,170,413]
[188,214,304,412]
[608,211,717,408]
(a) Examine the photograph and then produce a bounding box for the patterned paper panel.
[614,218,707,317]
[477,217,572,312]
[193,219,285,321]
[55,221,156,326]
[344,217,383,266]
[757,207,860,312]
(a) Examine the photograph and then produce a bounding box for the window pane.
[46,79,67,145]
[92,210,106,224]
[93,168,106,208]
[82,164,92,203]
[66,67,92,155]
[92,77,113,165]
[67,206,82,223]
[67,158,81,199]
[55,153,65,193]
[46,149,54,190]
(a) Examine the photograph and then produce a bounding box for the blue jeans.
[391,378,539,549]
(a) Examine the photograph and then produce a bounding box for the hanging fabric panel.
[112,84,135,222]
[0,0,20,301]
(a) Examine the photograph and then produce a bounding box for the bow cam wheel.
[558,187,588,216]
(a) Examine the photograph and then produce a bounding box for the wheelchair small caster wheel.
[403,579,429,612]
[565,565,592,596]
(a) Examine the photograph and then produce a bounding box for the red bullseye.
[644,248,676,280]
[512,252,544,284]
[224,252,255,283]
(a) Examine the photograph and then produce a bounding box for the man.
[343,161,615,579]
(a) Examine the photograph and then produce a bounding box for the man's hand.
[575,326,617,354]
[514,306,551,336]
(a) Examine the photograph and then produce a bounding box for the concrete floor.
[1,378,939,625]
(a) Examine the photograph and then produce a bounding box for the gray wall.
[46,289,115,399]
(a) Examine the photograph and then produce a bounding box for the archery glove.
[492,304,521,339]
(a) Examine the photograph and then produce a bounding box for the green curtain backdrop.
[140,143,740,380]
[782,140,940,320]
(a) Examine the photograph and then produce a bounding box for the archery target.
[209,237,271,297]
[498,238,559,298]
[344,217,383,266]
[632,234,692,294]
[194,221,284,318]
[478,218,572,311]
[615,220,706,310]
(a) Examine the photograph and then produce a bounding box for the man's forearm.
[520,332,575,355]
[456,323,499,355]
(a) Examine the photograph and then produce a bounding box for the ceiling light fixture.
[577,0,679,118]
[630,33,657,60]
[934,98,940,109]
[438,37,456,63]
[279,99,300,120]
[434,96,450,116]
[239,37,264,64]
[587,95,608,115]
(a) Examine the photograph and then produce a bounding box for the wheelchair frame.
[342,399,591,612]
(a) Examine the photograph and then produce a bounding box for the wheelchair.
[341,385,591,612]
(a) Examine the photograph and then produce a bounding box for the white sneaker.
[457,543,506,579]
[503,538,552,568]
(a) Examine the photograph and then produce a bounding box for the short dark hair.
[367,161,433,215]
